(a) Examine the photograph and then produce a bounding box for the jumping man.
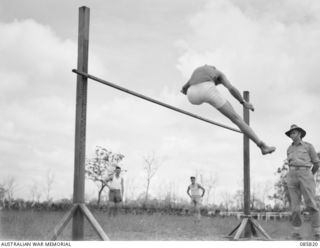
[181,65,275,155]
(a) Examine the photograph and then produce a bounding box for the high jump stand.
[50,7,109,241]
[227,91,272,241]
[51,6,272,241]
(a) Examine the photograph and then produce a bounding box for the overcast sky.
[1,0,320,204]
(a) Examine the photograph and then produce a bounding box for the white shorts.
[191,195,202,205]
[187,81,227,109]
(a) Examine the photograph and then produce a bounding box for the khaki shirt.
[287,141,319,167]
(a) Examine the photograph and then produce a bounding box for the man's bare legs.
[215,101,276,155]
[108,202,122,217]
[195,202,201,221]
[190,200,201,223]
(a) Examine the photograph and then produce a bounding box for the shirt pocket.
[296,150,309,161]
[287,150,297,161]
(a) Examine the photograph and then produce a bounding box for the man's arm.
[217,71,254,111]
[312,162,320,175]
[121,178,124,197]
[198,184,206,197]
[187,186,191,197]
[309,144,320,174]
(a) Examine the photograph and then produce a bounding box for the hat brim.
[285,127,306,138]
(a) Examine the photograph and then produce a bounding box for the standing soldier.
[187,176,205,222]
[285,124,320,240]
[106,166,124,216]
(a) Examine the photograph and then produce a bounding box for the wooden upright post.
[72,6,90,241]
[243,91,251,237]
[51,7,109,240]
[227,91,271,240]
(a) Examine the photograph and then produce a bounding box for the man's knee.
[219,106,241,123]
[232,114,242,124]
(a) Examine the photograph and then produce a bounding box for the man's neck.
[293,138,302,145]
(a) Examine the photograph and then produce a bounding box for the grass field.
[0,209,314,241]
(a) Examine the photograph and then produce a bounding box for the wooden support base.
[51,204,109,241]
[227,216,272,240]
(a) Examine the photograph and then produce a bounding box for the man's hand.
[312,164,319,175]
[243,101,255,112]
[181,82,190,95]
[181,86,188,95]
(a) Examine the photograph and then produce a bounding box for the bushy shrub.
[0,197,290,215]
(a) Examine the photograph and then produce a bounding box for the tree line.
[2,146,318,213]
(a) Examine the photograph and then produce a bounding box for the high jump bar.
[72,69,242,134]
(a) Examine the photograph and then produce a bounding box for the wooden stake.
[51,205,79,240]
[227,91,271,241]
[251,218,272,240]
[72,6,90,241]
[79,204,110,240]
[243,91,251,237]
[234,217,248,240]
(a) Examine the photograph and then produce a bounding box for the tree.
[233,189,244,210]
[4,177,16,202]
[271,159,290,209]
[86,146,125,206]
[260,181,273,209]
[233,186,265,211]
[45,170,55,202]
[142,152,161,203]
[0,183,6,207]
[124,177,136,202]
[202,172,218,205]
[0,177,16,208]
[30,180,42,202]
[221,191,233,211]
[251,181,260,210]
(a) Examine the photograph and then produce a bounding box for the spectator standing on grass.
[106,166,124,216]
[187,176,205,222]
[285,124,320,240]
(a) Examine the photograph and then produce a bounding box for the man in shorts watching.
[187,176,205,222]
[106,166,124,216]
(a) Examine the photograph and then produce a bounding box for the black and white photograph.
[1,0,320,246]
